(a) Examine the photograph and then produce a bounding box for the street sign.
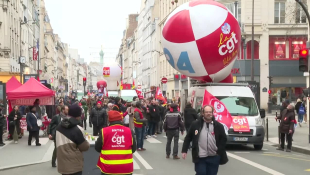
[161,77,168,84]
[262,87,267,92]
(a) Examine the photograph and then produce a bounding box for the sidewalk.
[264,115,310,155]
[0,130,54,170]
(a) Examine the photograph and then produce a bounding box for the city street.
[2,127,310,175]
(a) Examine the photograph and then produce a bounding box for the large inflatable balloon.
[97,80,107,93]
[161,0,241,83]
[102,62,122,81]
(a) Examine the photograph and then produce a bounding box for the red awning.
[7,78,55,100]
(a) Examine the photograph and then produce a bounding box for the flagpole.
[37,39,40,79]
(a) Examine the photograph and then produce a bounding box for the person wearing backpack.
[295,98,305,127]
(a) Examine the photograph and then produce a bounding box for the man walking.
[95,110,136,175]
[48,105,68,167]
[182,105,228,175]
[164,103,184,159]
[90,101,108,136]
[56,104,90,175]
[276,104,295,152]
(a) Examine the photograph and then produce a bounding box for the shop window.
[270,87,306,106]
[274,1,285,24]
[246,41,259,59]
[291,41,306,59]
[274,41,286,59]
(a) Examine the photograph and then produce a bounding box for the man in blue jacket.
[26,106,41,146]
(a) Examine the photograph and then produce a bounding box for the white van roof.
[121,90,137,97]
[189,83,254,98]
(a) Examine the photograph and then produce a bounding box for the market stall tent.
[7,78,55,106]
[6,76,22,93]
[6,76,22,113]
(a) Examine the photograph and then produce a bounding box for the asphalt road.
[2,132,310,175]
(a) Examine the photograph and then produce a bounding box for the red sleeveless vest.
[134,108,143,128]
[97,124,133,174]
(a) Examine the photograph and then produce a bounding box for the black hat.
[68,104,82,118]
[28,106,35,111]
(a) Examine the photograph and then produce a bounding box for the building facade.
[152,0,309,109]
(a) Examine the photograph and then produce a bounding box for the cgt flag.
[202,90,232,133]
[155,87,167,104]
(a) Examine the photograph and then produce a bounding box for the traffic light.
[267,76,273,86]
[303,88,309,97]
[268,90,271,94]
[299,48,309,72]
[83,77,86,86]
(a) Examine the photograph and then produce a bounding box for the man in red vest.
[95,110,137,175]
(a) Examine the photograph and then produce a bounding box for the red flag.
[106,89,109,97]
[132,79,135,89]
[155,87,167,104]
[37,76,40,81]
[202,90,232,132]
[135,89,143,99]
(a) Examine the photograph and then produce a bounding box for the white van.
[187,83,266,150]
[121,90,138,102]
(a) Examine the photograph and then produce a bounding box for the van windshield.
[216,96,259,116]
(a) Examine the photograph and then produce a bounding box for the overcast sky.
[45,0,141,63]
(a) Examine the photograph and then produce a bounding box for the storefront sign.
[23,74,37,83]
[232,116,250,132]
[40,80,47,84]
[10,96,54,106]
[231,68,240,74]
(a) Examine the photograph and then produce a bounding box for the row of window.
[274,1,307,24]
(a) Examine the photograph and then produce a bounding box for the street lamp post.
[19,20,37,83]
[250,0,254,81]
[295,0,310,143]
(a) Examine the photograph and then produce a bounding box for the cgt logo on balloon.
[161,0,241,83]
[232,116,250,132]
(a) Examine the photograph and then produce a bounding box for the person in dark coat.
[295,98,305,127]
[0,105,6,146]
[8,105,22,141]
[89,101,107,136]
[184,102,198,132]
[26,106,41,146]
[147,98,160,137]
[182,105,228,175]
[276,104,295,152]
[48,105,68,167]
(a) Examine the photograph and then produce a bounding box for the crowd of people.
[0,93,231,175]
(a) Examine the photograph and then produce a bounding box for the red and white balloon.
[161,0,241,83]
[97,80,107,94]
[102,63,122,81]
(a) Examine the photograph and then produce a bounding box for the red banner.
[202,90,232,132]
[10,96,54,106]
[20,117,27,130]
[232,116,250,132]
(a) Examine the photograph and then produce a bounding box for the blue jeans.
[195,156,220,175]
[298,113,304,123]
[147,121,156,136]
[135,126,145,149]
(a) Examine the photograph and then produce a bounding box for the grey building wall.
[232,60,260,76]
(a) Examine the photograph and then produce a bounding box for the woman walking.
[295,98,305,127]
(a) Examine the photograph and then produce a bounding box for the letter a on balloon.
[202,90,232,132]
